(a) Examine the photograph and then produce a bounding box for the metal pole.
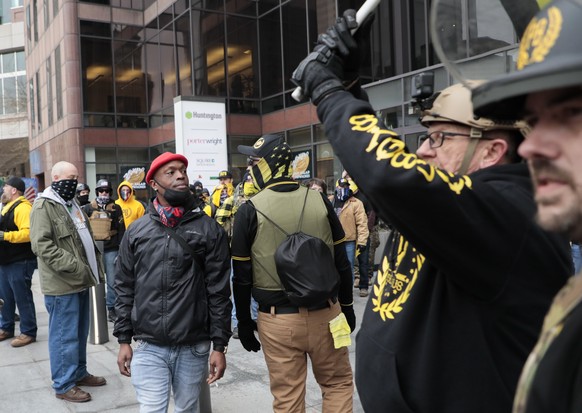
[89,241,109,345]
[199,362,212,413]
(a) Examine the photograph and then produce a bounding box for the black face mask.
[77,194,89,205]
[52,179,78,202]
[155,181,193,207]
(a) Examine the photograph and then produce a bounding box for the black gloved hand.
[341,304,356,333]
[291,44,345,105]
[238,320,261,352]
[356,244,366,258]
[317,9,376,96]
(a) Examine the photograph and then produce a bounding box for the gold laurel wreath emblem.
[517,6,563,70]
[372,252,423,321]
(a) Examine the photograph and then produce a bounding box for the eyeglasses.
[97,188,111,194]
[418,131,489,149]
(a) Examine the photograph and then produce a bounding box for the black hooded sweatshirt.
[316,91,572,413]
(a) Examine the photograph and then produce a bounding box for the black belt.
[259,298,336,315]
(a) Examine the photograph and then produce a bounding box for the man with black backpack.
[231,134,356,412]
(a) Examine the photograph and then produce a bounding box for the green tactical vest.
[250,186,334,291]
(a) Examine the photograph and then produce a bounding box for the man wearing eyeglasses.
[82,179,125,323]
[290,12,573,413]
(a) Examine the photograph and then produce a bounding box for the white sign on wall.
[174,97,228,190]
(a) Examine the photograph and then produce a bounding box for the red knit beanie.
[146,152,188,183]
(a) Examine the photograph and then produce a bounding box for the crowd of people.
[1,1,582,411]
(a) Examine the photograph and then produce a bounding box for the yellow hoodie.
[115,181,145,228]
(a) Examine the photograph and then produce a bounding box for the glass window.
[43,0,49,27]
[29,79,35,132]
[282,0,307,91]
[3,52,15,73]
[287,127,311,147]
[33,0,38,42]
[158,5,173,29]
[193,11,226,97]
[81,37,114,113]
[261,94,283,114]
[314,123,327,143]
[174,0,189,15]
[95,148,117,162]
[114,41,147,114]
[55,45,63,119]
[410,0,428,70]
[36,71,42,130]
[226,14,257,114]
[17,75,27,113]
[381,106,402,130]
[46,58,53,125]
[259,9,282,97]
[3,77,17,114]
[371,1,395,80]
[467,0,515,57]
[258,0,278,16]
[16,51,25,71]
[160,26,177,108]
[225,0,256,16]
[80,20,111,37]
[314,143,340,196]
[113,24,145,42]
[118,147,149,162]
[145,36,162,112]
[176,13,193,96]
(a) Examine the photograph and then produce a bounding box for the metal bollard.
[89,282,109,344]
[89,240,109,345]
[199,362,212,413]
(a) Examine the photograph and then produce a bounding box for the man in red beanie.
[114,152,232,412]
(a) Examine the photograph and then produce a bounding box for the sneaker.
[76,374,107,387]
[0,329,14,341]
[10,334,36,347]
[359,289,369,298]
[56,386,91,403]
[232,327,239,340]
[353,277,360,289]
[107,309,116,323]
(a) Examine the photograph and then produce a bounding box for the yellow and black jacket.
[317,90,572,413]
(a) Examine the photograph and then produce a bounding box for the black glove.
[238,319,261,352]
[356,244,366,257]
[341,304,356,333]
[317,9,375,97]
[291,44,345,105]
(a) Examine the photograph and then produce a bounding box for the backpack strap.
[152,216,205,272]
[252,187,310,236]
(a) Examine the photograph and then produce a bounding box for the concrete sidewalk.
[0,272,367,412]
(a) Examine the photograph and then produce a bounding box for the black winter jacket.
[113,202,232,347]
[317,91,572,413]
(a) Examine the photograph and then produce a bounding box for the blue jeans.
[0,259,38,336]
[131,340,210,413]
[345,241,356,282]
[44,290,90,394]
[103,250,118,309]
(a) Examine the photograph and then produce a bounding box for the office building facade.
[23,0,520,194]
